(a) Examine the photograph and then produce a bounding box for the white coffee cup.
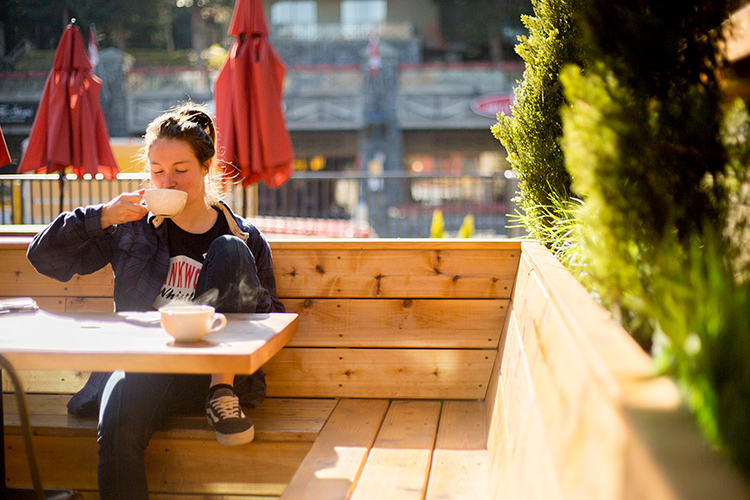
[143,188,187,217]
[159,304,227,343]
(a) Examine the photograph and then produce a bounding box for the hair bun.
[177,105,215,143]
[181,108,211,130]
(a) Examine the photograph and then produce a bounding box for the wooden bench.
[2,236,749,499]
[1,237,514,499]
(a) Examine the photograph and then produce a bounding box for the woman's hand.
[100,190,149,229]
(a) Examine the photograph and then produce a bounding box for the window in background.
[271,1,317,39]
[341,0,386,37]
[271,1,317,25]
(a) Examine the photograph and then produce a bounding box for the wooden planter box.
[492,242,750,500]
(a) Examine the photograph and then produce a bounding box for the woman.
[27,103,283,499]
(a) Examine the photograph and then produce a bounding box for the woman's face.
[148,138,208,204]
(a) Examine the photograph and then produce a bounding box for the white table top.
[0,310,299,374]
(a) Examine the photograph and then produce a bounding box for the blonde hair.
[139,102,225,203]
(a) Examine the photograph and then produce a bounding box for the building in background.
[264,0,524,236]
[0,0,527,237]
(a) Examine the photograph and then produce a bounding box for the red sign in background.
[470,93,514,118]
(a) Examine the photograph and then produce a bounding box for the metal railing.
[271,22,414,41]
[0,173,149,225]
[0,171,515,238]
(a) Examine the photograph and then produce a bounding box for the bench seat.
[4,394,336,442]
[4,394,335,496]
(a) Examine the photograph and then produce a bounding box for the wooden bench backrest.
[0,237,521,400]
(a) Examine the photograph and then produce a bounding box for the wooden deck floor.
[6,394,487,499]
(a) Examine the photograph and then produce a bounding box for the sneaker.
[205,384,255,446]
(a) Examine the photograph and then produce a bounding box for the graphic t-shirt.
[152,209,230,309]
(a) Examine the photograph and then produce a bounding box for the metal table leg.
[0,367,82,500]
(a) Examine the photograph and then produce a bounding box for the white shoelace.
[210,396,243,419]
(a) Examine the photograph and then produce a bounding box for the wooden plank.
[0,236,37,246]
[499,316,563,500]
[510,243,654,500]
[0,227,46,236]
[280,399,389,500]
[2,370,89,394]
[272,248,519,299]
[267,239,523,252]
[426,400,488,500]
[484,294,513,419]
[144,438,309,495]
[80,494,279,500]
[0,236,524,251]
[517,244,750,500]
[4,395,336,442]
[486,322,512,500]
[66,296,115,312]
[0,239,522,300]
[3,393,97,437]
[5,434,99,489]
[0,249,114,297]
[284,298,507,348]
[520,243,654,390]
[526,276,626,498]
[0,296,68,312]
[264,348,495,399]
[5,434,310,495]
[2,297,507,348]
[509,250,534,346]
[350,400,441,500]
[0,297,115,313]
[532,295,627,500]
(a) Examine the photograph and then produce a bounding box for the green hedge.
[491,0,583,242]
[496,0,750,477]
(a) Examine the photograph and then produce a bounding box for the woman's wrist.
[100,205,113,230]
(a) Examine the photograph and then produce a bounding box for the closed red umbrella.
[17,21,118,179]
[215,0,294,189]
[0,124,10,167]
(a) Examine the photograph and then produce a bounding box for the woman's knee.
[198,236,262,308]
[207,235,256,265]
